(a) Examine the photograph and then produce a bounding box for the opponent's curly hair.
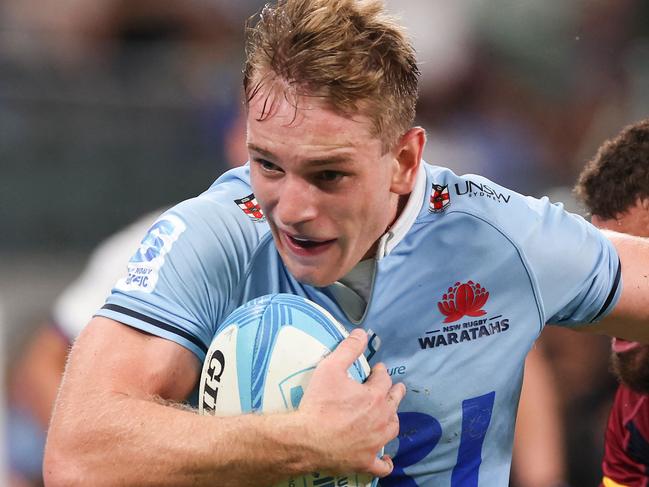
[243,0,419,152]
[575,119,649,219]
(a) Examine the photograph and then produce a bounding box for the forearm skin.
[45,392,316,486]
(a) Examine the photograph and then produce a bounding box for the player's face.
[247,90,419,286]
[593,201,649,392]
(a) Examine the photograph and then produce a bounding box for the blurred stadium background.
[2,0,649,485]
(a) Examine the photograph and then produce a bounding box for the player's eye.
[316,170,345,183]
[255,159,282,173]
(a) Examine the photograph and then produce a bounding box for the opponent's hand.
[296,328,405,477]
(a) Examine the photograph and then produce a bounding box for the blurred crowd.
[2,0,649,485]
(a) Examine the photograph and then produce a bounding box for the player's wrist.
[257,411,322,476]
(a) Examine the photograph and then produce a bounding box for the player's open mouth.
[283,233,336,256]
[612,337,641,354]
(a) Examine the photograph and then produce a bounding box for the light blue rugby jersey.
[98,162,621,486]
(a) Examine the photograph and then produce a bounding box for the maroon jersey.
[602,385,649,487]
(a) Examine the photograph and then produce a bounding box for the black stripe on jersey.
[591,257,622,323]
[101,304,208,353]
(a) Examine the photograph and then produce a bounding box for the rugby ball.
[198,293,377,487]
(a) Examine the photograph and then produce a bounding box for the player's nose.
[274,176,318,227]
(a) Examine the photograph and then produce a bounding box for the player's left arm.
[583,230,649,341]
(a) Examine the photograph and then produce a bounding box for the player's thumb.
[370,454,394,478]
[328,328,367,369]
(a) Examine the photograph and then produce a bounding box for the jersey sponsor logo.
[418,316,510,349]
[234,193,265,222]
[454,180,511,203]
[438,281,489,323]
[418,281,509,349]
[116,214,186,293]
[429,183,451,213]
[387,364,407,376]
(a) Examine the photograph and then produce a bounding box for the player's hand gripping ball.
[198,293,378,487]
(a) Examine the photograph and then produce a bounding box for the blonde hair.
[243,0,419,151]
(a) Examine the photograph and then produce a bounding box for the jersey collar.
[376,162,426,260]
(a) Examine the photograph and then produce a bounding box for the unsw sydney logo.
[418,280,511,349]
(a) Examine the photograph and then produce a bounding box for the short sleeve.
[96,196,265,361]
[517,196,621,327]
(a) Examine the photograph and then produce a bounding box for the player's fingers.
[327,328,367,369]
[365,362,392,391]
[387,382,406,410]
[369,454,394,478]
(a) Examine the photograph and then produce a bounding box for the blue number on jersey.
[380,392,495,486]
[380,413,442,487]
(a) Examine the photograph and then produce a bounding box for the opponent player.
[575,119,649,487]
[44,1,649,485]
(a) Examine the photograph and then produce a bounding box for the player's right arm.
[44,317,402,486]
[43,184,402,485]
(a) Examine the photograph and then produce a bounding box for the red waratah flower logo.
[438,281,489,323]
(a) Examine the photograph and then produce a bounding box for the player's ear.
[390,127,425,195]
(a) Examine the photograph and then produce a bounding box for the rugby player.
[19,211,561,486]
[44,1,649,485]
[576,119,649,487]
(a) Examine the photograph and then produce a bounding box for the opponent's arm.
[583,231,649,341]
[44,317,402,486]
